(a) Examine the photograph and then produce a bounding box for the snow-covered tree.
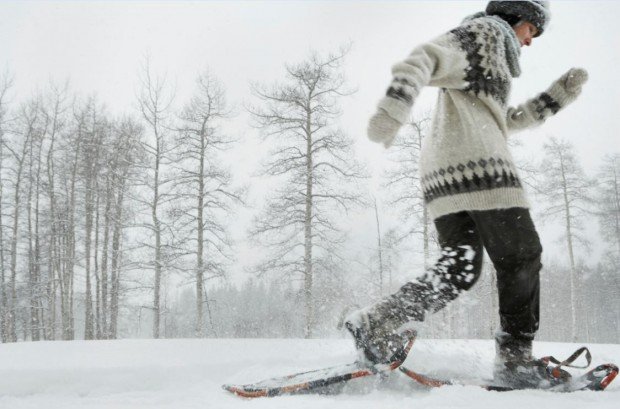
[536,136,593,341]
[596,153,620,258]
[136,56,177,339]
[173,71,245,337]
[5,98,43,342]
[383,115,434,267]
[247,47,366,338]
[0,71,13,342]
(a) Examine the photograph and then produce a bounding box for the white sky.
[1,0,619,283]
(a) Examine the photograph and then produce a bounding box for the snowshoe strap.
[541,346,592,370]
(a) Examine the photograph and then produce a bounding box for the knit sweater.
[377,16,580,220]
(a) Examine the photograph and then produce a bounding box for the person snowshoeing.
[346,0,588,389]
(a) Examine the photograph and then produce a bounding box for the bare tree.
[537,136,593,341]
[108,117,143,338]
[173,71,244,337]
[383,115,434,267]
[26,107,46,341]
[136,56,176,339]
[4,97,42,341]
[91,116,143,339]
[39,82,71,340]
[0,71,14,342]
[363,221,402,301]
[596,153,620,258]
[247,47,366,338]
[367,201,404,298]
[98,136,114,338]
[58,98,87,341]
[73,97,108,340]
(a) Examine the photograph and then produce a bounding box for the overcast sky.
[1,1,618,281]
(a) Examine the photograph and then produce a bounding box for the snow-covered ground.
[0,337,617,409]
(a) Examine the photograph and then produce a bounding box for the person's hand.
[367,109,402,148]
[546,68,589,107]
[558,68,589,95]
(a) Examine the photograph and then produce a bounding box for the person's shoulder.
[449,15,508,41]
[459,15,505,31]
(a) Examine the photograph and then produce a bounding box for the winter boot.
[344,300,420,365]
[493,333,568,389]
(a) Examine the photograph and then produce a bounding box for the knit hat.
[486,1,550,37]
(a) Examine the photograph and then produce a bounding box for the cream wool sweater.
[376,15,582,220]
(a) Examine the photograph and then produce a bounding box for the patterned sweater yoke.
[377,16,572,220]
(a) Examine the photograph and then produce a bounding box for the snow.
[0,338,618,409]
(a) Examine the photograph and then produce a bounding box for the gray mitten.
[367,108,402,148]
[560,68,589,94]
[546,67,589,106]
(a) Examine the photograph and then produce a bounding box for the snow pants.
[388,207,542,342]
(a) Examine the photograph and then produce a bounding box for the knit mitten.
[367,108,402,148]
[546,68,589,107]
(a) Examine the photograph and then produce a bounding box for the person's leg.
[390,210,485,320]
[346,211,484,363]
[469,207,544,386]
[470,207,542,353]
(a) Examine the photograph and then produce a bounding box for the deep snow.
[0,337,618,408]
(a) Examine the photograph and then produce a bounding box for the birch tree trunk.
[106,117,141,338]
[196,146,205,337]
[100,175,112,338]
[137,57,174,340]
[33,134,44,340]
[0,73,13,342]
[559,151,578,341]
[61,120,83,341]
[152,173,162,340]
[44,101,60,341]
[7,101,39,341]
[26,125,42,340]
[94,186,101,339]
[303,112,314,338]
[109,177,125,339]
[0,143,5,342]
[81,103,104,340]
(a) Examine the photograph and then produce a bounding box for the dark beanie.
[486,1,550,37]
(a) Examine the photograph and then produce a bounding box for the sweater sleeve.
[377,33,469,124]
[506,80,580,133]
[505,94,559,132]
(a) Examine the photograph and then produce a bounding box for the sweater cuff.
[545,81,577,109]
[377,97,410,124]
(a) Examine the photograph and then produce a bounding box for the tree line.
[0,56,246,342]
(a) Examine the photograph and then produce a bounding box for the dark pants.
[388,207,542,341]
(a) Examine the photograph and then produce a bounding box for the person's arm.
[368,32,470,148]
[506,68,588,133]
